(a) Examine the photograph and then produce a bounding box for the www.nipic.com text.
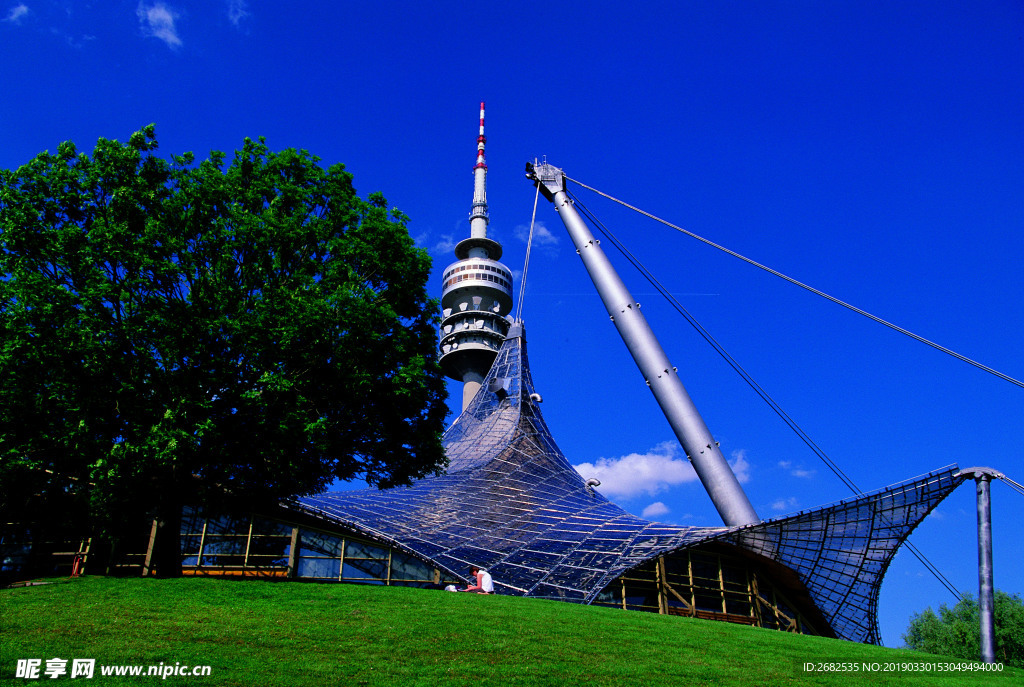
[15,658,212,679]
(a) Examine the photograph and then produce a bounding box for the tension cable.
[568,189,965,601]
[565,176,1024,391]
[514,183,541,322]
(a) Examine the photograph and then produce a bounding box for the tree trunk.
[151,500,183,578]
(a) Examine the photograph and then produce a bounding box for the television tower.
[439,103,514,410]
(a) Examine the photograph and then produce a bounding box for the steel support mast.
[527,161,760,527]
[959,466,1002,664]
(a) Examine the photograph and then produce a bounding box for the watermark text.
[800,661,1004,673]
[15,658,212,679]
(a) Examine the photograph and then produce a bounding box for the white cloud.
[514,221,560,256]
[771,496,799,512]
[137,2,181,48]
[729,449,751,483]
[227,0,249,26]
[573,441,698,499]
[431,233,456,255]
[641,501,670,519]
[4,3,28,23]
[778,459,815,479]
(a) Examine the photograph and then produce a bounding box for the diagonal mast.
[527,160,760,527]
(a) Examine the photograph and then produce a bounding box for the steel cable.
[999,475,1024,499]
[567,189,965,601]
[565,176,1024,391]
[514,184,541,322]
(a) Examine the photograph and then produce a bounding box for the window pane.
[180,536,202,555]
[389,551,431,581]
[343,559,387,581]
[251,517,291,537]
[345,540,388,560]
[695,592,722,613]
[200,554,245,567]
[725,599,752,616]
[300,531,342,557]
[297,557,339,579]
[248,536,289,559]
[201,537,247,555]
[204,514,250,536]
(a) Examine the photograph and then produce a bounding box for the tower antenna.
[438,104,515,410]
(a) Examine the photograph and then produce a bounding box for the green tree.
[903,591,1024,667]
[0,126,448,575]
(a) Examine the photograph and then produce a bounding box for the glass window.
[300,531,343,557]
[200,553,245,567]
[389,551,432,581]
[725,597,752,616]
[180,508,205,535]
[201,537,247,556]
[204,514,250,536]
[297,556,340,579]
[251,517,291,537]
[343,558,387,581]
[345,540,388,560]
[180,536,202,555]
[247,535,290,561]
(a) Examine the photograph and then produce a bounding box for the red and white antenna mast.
[470,102,489,239]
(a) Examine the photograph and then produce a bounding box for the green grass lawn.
[1,577,1019,686]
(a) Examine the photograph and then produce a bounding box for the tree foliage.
[0,126,448,572]
[903,591,1024,667]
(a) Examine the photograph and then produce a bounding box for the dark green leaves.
[0,127,448,543]
[904,591,1024,667]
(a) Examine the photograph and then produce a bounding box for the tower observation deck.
[439,103,514,410]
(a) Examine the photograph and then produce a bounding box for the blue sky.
[3,1,1022,648]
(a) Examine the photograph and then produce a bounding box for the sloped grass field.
[1,577,1019,686]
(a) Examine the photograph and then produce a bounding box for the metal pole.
[528,162,759,527]
[976,474,995,663]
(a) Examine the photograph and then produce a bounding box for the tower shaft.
[439,103,514,410]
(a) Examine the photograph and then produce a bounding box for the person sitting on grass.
[463,566,494,594]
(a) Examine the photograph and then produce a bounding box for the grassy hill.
[1,577,1018,686]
